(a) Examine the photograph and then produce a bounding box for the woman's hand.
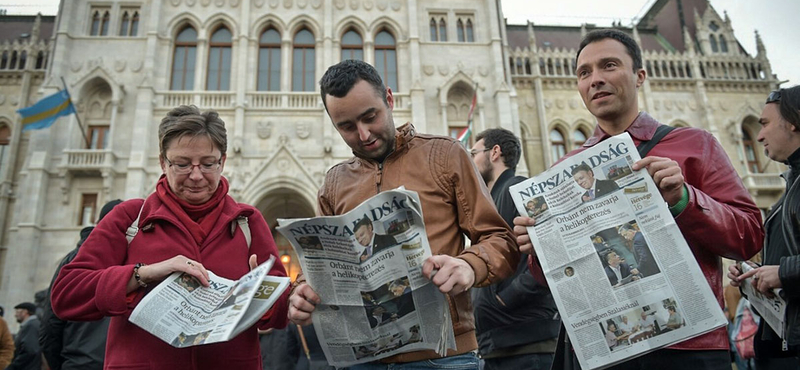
[127,255,210,293]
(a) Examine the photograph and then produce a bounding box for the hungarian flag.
[458,83,479,146]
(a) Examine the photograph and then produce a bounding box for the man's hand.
[728,262,758,288]
[633,156,684,206]
[288,283,320,326]
[513,216,536,254]
[422,255,475,295]
[738,265,782,298]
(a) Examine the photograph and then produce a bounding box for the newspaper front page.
[276,189,456,368]
[509,133,727,369]
[740,262,787,338]
[129,257,290,347]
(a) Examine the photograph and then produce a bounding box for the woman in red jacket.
[51,105,289,370]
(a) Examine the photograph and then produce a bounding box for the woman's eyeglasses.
[165,157,222,174]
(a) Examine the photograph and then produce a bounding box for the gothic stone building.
[0,0,782,322]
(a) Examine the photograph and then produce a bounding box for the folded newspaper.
[129,256,290,347]
[509,133,727,370]
[276,188,456,368]
[740,262,787,338]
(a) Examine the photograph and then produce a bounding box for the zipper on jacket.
[376,162,384,193]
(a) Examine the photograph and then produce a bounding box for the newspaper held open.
[509,133,727,370]
[129,256,290,347]
[276,188,456,368]
[740,262,787,338]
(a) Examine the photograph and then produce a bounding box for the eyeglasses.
[766,90,781,104]
[469,148,491,157]
[165,157,222,175]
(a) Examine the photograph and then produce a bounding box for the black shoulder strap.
[637,125,675,157]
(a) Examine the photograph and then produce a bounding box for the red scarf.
[156,175,229,246]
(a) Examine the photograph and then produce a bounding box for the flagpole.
[60,77,91,148]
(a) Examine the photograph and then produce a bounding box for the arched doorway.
[255,188,315,281]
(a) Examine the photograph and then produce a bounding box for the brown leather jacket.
[316,123,520,362]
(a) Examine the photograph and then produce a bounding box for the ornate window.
[88,125,110,149]
[35,51,46,69]
[430,15,447,42]
[341,29,363,61]
[709,34,718,53]
[573,129,587,148]
[18,51,25,70]
[257,28,281,91]
[119,9,140,36]
[89,9,105,36]
[0,52,7,69]
[292,28,316,92]
[719,35,728,53]
[170,26,197,90]
[100,11,110,35]
[456,16,474,42]
[742,128,760,173]
[207,26,232,91]
[79,193,98,226]
[374,30,397,91]
[550,128,566,161]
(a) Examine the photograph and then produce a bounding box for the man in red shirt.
[514,29,763,369]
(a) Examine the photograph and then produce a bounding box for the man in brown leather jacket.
[288,59,520,369]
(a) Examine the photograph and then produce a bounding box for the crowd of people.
[1,28,798,370]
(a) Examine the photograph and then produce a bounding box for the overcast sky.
[3,0,797,86]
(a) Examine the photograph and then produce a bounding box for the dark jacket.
[473,169,560,356]
[631,231,659,277]
[757,148,800,346]
[582,178,619,201]
[7,315,41,370]
[360,233,398,260]
[40,226,109,370]
[604,262,635,286]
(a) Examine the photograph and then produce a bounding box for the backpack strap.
[637,125,675,157]
[230,216,252,250]
[126,200,146,246]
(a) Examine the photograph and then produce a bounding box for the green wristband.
[669,185,689,217]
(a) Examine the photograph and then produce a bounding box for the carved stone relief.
[230,0,240,6]
[215,0,226,7]
[170,0,181,5]
[297,0,307,8]
[284,0,292,9]
[437,65,449,76]
[269,0,279,8]
[71,61,82,72]
[186,0,196,6]
[334,0,345,9]
[364,0,373,10]
[311,0,322,8]
[422,65,434,76]
[390,0,401,10]
[296,122,311,139]
[114,59,126,72]
[665,100,673,111]
[350,0,359,10]
[478,66,489,77]
[131,60,144,72]
[253,0,264,7]
[568,99,578,110]
[201,0,211,6]
[257,121,273,139]
[376,0,388,10]
[556,99,565,109]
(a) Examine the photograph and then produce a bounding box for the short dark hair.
[604,250,618,263]
[475,128,522,170]
[577,29,643,71]
[773,86,800,131]
[159,105,227,160]
[354,217,373,232]
[319,59,387,113]
[619,223,635,234]
[571,163,593,176]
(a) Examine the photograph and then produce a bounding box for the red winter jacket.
[530,112,763,351]
[52,194,289,370]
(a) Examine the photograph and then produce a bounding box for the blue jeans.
[348,352,479,370]
[483,353,554,370]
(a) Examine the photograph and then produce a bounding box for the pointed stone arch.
[165,12,203,39]
[251,14,287,36]
[237,142,320,208]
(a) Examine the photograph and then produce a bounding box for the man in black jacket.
[729,86,800,366]
[39,199,122,370]
[8,302,40,370]
[470,128,559,370]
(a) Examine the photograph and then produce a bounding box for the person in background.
[51,105,289,370]
[469,128,559,370]
[40,199,122,370]
[729,85,800,368]
[0,305,14,369]
[7,302,40,370]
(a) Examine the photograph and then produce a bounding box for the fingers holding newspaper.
[739,265,782,298]
[288,283,320,326]
[512,216,536,254]
[130,255,210,293]
[422,255,475,295]
[632,156,685,206]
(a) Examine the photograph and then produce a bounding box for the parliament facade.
[0,0,782,315]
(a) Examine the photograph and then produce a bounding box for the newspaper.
[276,189,456,368]
[509,133,727,370]
[740,262,787,338]
[129,257,290,347]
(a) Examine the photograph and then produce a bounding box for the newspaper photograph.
[509,133,727,369]
[276,189,456,368]
[740,262,787,338]
[129,256,290,347]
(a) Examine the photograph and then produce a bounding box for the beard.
[479,161,494,186]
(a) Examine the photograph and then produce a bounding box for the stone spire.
[683,26,694,54]
[580,23,587,37]
[527,20,537,52]
[632,25,642,46]
[755,30,766,58]
[32,13,42,43]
